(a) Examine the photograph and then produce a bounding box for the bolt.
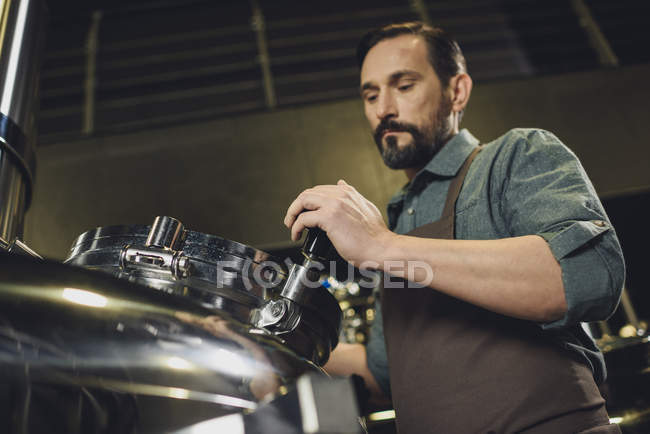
[270,301,284,318]
[175,256,191,278]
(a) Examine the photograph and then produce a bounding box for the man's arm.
[324,343,390,405]
[284,181,566,323]
[379,234,566,322]
[284,130,624,326]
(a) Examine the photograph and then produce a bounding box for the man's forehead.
[360,34,430,83]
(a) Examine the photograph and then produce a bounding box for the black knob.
[302,228,335,262]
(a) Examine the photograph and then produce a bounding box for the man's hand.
[284,180,394,268]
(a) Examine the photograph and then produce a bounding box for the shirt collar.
[387,129,479,207]
[421,129,480,177]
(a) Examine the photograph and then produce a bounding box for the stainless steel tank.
[0,250,324,432]
[6,216,341,431]
[66,216,342,367]
[0,0,45,249]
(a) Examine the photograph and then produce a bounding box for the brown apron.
[381,146,620,433]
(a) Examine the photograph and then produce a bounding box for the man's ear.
[449,73,472,113]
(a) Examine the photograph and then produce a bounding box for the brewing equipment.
[0,0,45,257]
[0,217,355,432]
[66,216,342,367]
[0,251,317,431]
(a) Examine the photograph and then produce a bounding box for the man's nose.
[376,92,397,120]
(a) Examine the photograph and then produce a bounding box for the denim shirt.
[366,128,625,397]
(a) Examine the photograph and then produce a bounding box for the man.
[284,22,624,433]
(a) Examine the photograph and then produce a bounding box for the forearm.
[378,234,567,323]
[324,343,388,405]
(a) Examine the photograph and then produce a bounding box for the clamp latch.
[119,216,190,279]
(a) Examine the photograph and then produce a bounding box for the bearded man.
[284,22,624,433]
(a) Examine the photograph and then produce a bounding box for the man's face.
[360,34,453,169]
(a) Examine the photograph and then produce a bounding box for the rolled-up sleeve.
[498,129,625,329]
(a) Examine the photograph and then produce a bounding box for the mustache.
[373,119,421,143]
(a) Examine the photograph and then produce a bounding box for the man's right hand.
[283,180,395,269]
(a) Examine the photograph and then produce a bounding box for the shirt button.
[407,208,415,215]
[592,220,607,228]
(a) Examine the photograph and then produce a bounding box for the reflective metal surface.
[0,251,320,431]
[146,215,185,249]
[0,0,46,135]
[67,221,286,303]
[0,0,46,245]
[0,152,27,243]
[66,217,342,366]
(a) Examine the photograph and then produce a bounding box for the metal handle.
[146,216,185,250]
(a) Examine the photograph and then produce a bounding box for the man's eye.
[365,94,377,102]
[398,84,413,91]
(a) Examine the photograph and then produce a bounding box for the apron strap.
[440,144,483,219]
[405,144,483,239]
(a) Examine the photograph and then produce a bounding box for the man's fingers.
[337,179,355,192]
[291,210,325,241]
[284,185,352,228]
[284,183,359,234]
[284,191,325,228]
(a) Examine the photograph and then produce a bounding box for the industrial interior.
[0,0,648,432]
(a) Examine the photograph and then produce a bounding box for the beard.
[373,95,454,170]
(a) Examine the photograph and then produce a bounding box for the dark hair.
[356,22,467,88]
